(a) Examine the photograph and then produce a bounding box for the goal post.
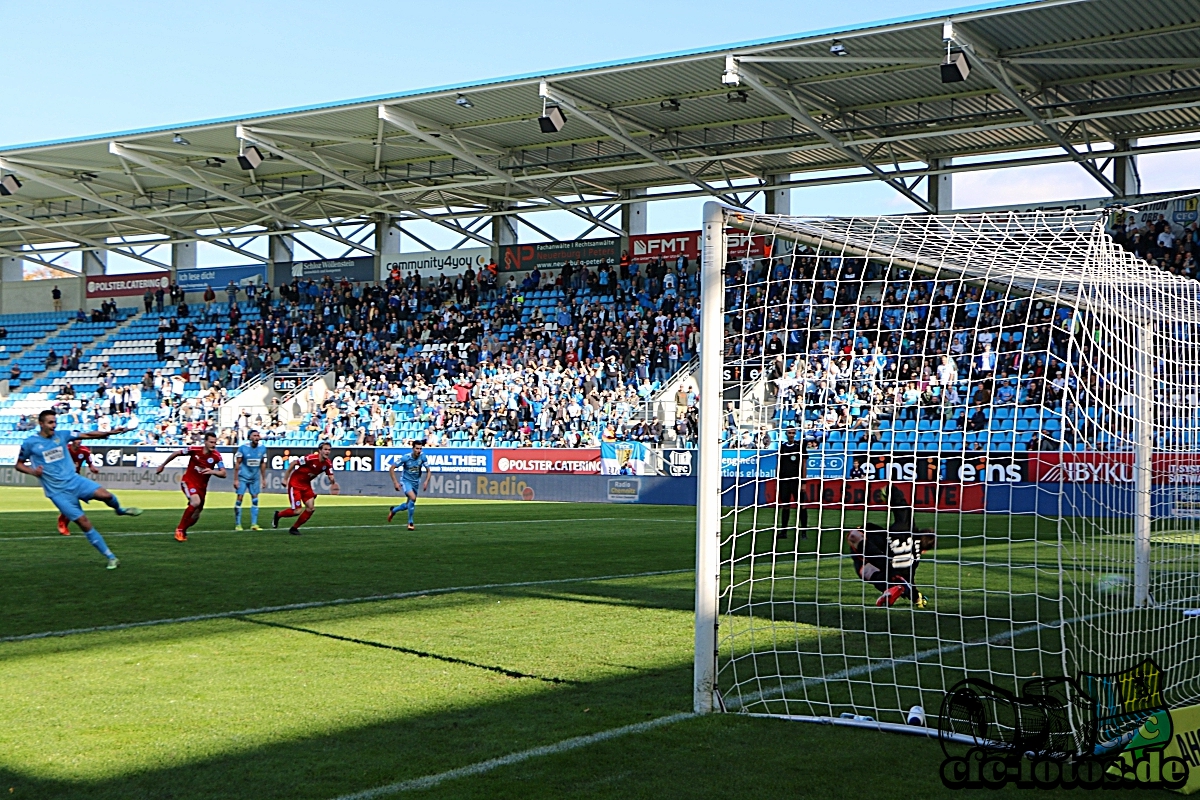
[694,201,726,714]
[692,203,1200,748]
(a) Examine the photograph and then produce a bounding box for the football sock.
[295,509,314,529]
[179,505,201,532]
[277,507,299,519]
[103,493,123,513]
[234,499,243,525]
[407,498,417,524]
[390,504,405,515]
[84,528,115,559]
[250,497,259,525]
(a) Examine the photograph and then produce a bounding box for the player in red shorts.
[156,431,227,541]
[56,440,100,535]
[273,442,340,536]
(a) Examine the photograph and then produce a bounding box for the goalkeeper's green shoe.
[120,507,143,517]
[234,525,244,531]
[914,592,929,609]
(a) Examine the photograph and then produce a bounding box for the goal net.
[693,202,1200,748]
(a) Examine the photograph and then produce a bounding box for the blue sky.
[3,0,1197,269]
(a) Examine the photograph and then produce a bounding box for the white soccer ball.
[907,705,926,727]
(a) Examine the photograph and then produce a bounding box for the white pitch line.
[0,568,692,644]
[331,712,696,800]
[326,613,1095,800]
[725,608,1113,711]
[0,517,690,541]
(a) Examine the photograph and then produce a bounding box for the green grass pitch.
[0,488,1171,799]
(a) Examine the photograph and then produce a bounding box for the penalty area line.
[0,516,690,541]
[0,568,692,644]
[331,712,695,799]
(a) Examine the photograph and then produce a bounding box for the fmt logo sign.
[629,231,701,263]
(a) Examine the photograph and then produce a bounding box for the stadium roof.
[2,0,1199,269]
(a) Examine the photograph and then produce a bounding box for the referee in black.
[775,426,808,541]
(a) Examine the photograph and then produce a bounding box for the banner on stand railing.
[176,264,267,293]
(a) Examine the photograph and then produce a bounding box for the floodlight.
[660,99,681,112]
[538,104,566,134]
[237,145,264,171]
[173,134,191,146]
[829,41,847,56]
[726,90,749,104]
[941,52,970,83]
[455,94,474,108]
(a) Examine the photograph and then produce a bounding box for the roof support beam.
[0,194,171,270]
[236,126,494,247]
[728,60,934,212]
[949,27,1123,197]
[0,156,268,264]
[109,142,377,256]
[539,81,749,209]
[378,105,623,237]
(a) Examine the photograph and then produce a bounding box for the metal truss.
[539,81,750,210]
[0,0,1197,260]
[949,24,1123,196]
[725,59,935,212]
[377,106,623,237]
[236,125,494,247]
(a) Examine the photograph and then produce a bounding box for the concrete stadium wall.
[0,277,85,316]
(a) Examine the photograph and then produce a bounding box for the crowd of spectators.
[720,246,1088,450]
[42,211,1197,452]
[1110,213,1200,279]
[125,253,700,447]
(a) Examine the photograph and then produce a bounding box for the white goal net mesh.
[702,208,1200,743]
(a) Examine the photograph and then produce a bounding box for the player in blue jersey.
[387,440,430,530]
[233,430,268,530]
[15,409,143,569]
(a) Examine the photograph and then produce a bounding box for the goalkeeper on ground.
[845,483,934,608]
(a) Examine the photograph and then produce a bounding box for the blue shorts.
[45,474,102,522]
[237,475,262,496]
[401,479,420,496]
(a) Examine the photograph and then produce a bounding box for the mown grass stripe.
[0,568,692,644]
[331,713,697,799]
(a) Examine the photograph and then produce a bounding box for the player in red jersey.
[273,442,340,536]
[156,431,227,541]
[56,440,100,535]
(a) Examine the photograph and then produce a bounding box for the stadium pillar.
[82,250,107,276]
[764,175,790,216]
[621,188,647,253]
[171,240,196,284]
[1114,139,1141,198]
[269,230,295,285]
[928,158,953,213]
[1,256,21,282]
[375,214,402,280]
[491,203,517,266]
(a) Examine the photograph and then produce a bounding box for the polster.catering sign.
[86,272,171,298]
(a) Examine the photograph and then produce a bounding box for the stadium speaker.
[538,105,566,134]
[941,52,969,83]
[0,175,20,195]
[237,145,265,171]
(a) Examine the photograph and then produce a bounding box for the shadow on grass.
[2,660,693,800]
